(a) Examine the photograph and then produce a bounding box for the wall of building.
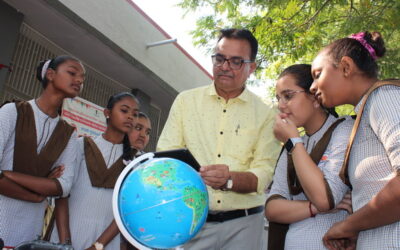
[0,1,22,95]
[56,0,212,92]
[0,0,212,150]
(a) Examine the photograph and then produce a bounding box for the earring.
[314,103,320,108]
[106,116,109,119]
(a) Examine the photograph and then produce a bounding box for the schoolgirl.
[311,31,400,249]
[128,112,152,153]
[265,64,353,249]
[52,92,139,250]
[0,55,85,247]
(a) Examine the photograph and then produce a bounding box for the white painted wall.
[59,0,212,92]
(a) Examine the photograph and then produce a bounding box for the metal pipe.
[146,38,177,48]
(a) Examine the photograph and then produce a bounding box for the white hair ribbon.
[41,59,52,80]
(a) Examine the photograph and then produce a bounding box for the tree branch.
[303,0,332,27]
[285,1,310,21]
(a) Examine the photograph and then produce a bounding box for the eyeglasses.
[275,90,306,104]
[211,54,253,70]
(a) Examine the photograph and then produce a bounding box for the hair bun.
[364,31,386,58]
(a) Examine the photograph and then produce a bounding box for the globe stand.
[113,153,188,250]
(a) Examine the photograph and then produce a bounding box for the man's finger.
[202,176,226,184]
[203,180,223,189]
[200,170,227,178]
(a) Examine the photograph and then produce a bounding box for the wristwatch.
[93,242,104,250]
[284,137,303,154]
[221,177,233,191]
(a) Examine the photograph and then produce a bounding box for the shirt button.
[218,154,221,157]
[217,200,221,203]
[223,109,226,113]
[220,131,223,135]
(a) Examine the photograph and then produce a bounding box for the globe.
[113,153,209,249]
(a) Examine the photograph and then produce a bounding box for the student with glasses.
[157,28,281,249]
[265,64,353,249]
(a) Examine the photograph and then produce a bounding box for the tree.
[179,0,400,80]
[179,0,399,115]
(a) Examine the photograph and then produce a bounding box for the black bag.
[14,240,73,250]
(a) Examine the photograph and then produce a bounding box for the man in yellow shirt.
[157,28,280,249]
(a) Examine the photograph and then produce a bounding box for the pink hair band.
[349,32,378,60]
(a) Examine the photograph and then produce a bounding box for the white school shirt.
[349,85,400,249]
[51,135,123,250]
[0,100,77,247]
[267,115,353,249]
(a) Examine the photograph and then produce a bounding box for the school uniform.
[267,115,353,249]
[0,100,77,247]
[51,135,124,250]
[348,85,400,249]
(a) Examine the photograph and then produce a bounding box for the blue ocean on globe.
[117,157,209,249]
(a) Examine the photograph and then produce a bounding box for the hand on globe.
[200,164,230,189]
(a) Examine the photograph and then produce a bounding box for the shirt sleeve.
[246,107,282,194]
[54,131,79,197]
[0,103,17,165]
[157,94,186,151]
[266,151,291,200]
[318,118,352,206]
[368,86,400,172]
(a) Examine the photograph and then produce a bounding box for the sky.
[132,0,270,99]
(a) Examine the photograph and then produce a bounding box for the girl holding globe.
[0,55,84,247]
[51,92,139,250]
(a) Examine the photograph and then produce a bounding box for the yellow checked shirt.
[157,84,281,211]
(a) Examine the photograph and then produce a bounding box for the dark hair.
[137,112,151,130]
[217,28,258,61]
[278,64,338,117]
[36,55,83,88]
[106,92,139,110]
[325,31,386,78]
[137,112,149,120]
[106,92,140,161]
[279,64,313,94]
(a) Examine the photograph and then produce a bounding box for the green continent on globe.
[183,186,208,234]
[141,160,178,189]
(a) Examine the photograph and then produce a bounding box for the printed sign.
[61,97,106,137]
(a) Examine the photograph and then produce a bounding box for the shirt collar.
[304,114,337,140]
[207,84,251,102]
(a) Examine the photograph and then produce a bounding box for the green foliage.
[179,0,400,80]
